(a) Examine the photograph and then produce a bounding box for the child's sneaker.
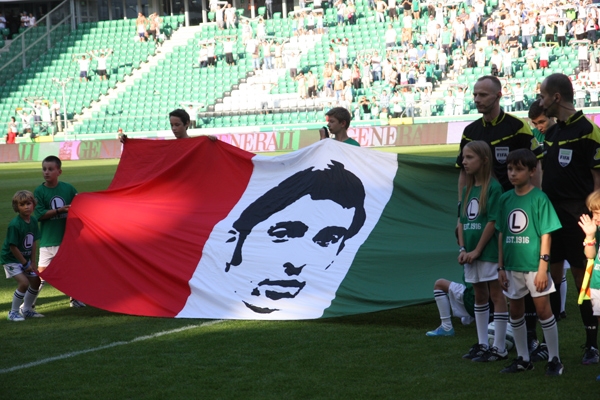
[7,311,25,322]
[530,342,549,362]
[472,346,508,362]
[426,326,455,337]
[70,299,86,308]
[582,346,600,365]
[462,343,487,360]
[545,357,564,376]
[500,356,534,373]
[20,307,45,318]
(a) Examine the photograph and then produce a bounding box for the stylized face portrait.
[225,194,356,314]
[178,140,397,320]
[224,161,366,314]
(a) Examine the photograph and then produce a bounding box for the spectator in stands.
[261,40,273,70]
[578,41,590,72]
[17,110,32,137]
[574,79,587,108]
[419,86,431,117]
[199,43,208,68]
[371,51,382,82]
[359,96,371,119]
[136,13,147,42]
[475,47,486,68]
[75,55,90,82]
[557,20,567,47]
[404,87,415,118]
[225,4,236,29]
[538,43,550,70]
[521,17,535,49]
[376,0,387,24]
[502,47,513,79]
[328,46,336,68]
[265,0,273,20]
[90,50,111,81]
[455,86,465,116]
[589,82,600,107]
[444,89,455,116]
[306,71,318,99]
[387,0,398,22]
[186,105,197,129]
[7,117,18,141]
[50,100,61,132]
[333,75,344,101]
[215,4,225,30]
[525,44,537,70]
[223,36,235,66]
[453,18,466,49]
[513,82,525,112]
[361,59,371,88]
[489,49,502,77]
[0,13,6,35]
[315,9,324,34]
[338,39,349,67]
[385,24,397,49]
[250,38,261,71]
[241,20,252,46]
[391,90,403,117]
[401,11,412,44]
[501,85,513,112]
[574,18,586,40]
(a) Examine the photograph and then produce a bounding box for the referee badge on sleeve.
[558,149,572,167]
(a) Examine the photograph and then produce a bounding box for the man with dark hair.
[539,72,600,365]
[528,99,556,144]
[319,107,360,146]
[224,161,366,314]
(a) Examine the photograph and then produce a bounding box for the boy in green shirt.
[497,149,563,375]
[34,155,84,308]
[1,190,42,321]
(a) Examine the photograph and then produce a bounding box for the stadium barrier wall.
[1,112,574,163]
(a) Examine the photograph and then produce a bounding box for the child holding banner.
[457,140,509,362]
[578,189,600,380]
[1,190,42,321]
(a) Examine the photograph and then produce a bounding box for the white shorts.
[448,281,471,320]
[503,270,556,300]
[4,263,37,279]
[464,260,498,283]
[39,246,60,267]
[591,288,600,316]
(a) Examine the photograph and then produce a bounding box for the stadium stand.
[1,0,599,138]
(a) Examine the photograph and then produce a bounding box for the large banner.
[42,138,461,319]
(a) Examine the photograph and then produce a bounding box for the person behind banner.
[34,156,85,309]
[318,107,360,146]
[578,189,600,381]
[2,190,43,321]
[222,160,367,315]
[496,149,563,376]
[120,109,217,142]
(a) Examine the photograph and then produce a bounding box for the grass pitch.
[1,153,600,399]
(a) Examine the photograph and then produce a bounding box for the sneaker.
[20,308,45,318]
[582,346,600,365]
[426,326,455,337]
[463,343,487,360]
[545,356,564,376]
[461,316,475,325]
[500,356,534,373]
[530,342,549,362]
[473,346,508,362]
[7,311,25,322]
[70,299,86,308]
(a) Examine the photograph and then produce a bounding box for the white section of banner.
[177,139,398,319]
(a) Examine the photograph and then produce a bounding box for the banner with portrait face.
[43,138,460,319]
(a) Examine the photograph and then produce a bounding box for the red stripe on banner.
[42,137,255,317]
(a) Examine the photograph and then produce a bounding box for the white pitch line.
[0,319,224,374]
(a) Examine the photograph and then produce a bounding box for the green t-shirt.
[496,187,561,272]
[34,181,78,247]
[1,215,39,264]
[460,179,502,262]
[344,137,360,146]
[441,30,452,45]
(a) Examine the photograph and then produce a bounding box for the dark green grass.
[1,157,599,399]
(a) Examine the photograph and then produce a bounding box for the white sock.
[560,273,567,314]
[11,290,25,313]
[475,303,490,346]
[511,316,529,361]
[23,286,39,311]
[493,312,509,352]
[541,316,560,361]
[434,289,453,330]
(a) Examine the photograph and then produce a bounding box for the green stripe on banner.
[323,154,463,318]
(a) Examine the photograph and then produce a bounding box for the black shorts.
[98,69,106,76]
[550,200,589,268]
[226,53,234,64]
